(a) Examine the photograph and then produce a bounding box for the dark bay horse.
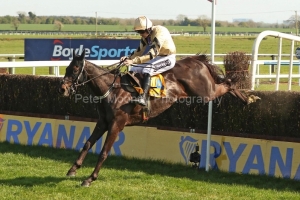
[58,50,251,187]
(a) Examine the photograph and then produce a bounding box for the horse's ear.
[73,49,76,60]
[80,49,86,60]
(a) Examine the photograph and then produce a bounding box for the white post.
[275,37,282,90]
[299,65,300,86]
[95,12,98,37]
[256,64,260,86]
[288,40,294,90]
[296,11,298,37]
[269,64,272,81]
[206,0,216,172]
[9,55,16,74]
[12,55,16,74]
[55,66,60,76]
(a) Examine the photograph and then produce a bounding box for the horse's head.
[58,49,86,97]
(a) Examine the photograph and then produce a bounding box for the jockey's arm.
[129,47,149,64]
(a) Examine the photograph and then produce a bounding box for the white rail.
[1,51,300,89]
[251,31,300,90]
[0,54,24,59]
[0,60,119,76]
[254,60,300,78]
[1,53,295,60]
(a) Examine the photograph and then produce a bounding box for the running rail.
[251,30,300,90]
[0,60,119,76]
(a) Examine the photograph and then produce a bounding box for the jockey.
[120,16,176,106]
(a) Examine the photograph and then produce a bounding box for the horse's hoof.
[247,95,261,104]
[81,180,91,187]
[66,171,76,177]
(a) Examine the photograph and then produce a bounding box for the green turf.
[0,141,299,199]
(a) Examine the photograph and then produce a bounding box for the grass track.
[0,141,299,199]
[0,24,295,33]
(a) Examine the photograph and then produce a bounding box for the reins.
[75,60,122,87]
[71,60,125,100]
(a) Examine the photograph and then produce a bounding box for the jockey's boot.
[132,73,151,106]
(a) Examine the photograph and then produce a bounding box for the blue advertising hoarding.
[1,113,300,181]
[24,38,141,61]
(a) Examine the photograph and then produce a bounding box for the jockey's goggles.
[136,30,146,34]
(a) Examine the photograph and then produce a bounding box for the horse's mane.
[86,60,118,74]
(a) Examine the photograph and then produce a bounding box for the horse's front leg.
[66,119,107,177]
[81,121,123,187]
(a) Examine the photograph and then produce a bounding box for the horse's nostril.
[58,88,65,94]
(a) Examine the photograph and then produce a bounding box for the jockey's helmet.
[133,16,153,31]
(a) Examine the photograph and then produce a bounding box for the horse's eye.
[73,66,80,74]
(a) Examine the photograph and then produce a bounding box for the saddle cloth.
[135,74,166,97]
[121,73,166,98]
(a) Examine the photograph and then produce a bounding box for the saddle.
[120,72,166,98]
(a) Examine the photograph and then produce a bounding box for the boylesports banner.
[24,39,140,61]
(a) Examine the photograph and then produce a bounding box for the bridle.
[70,59,86,94]
[61,59,124,100]
[60,59,86,95]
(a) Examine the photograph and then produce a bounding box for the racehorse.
[58,50,252,187]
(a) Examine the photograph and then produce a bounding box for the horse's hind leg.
[199,84,230,103]
[212,84,230,99]
[66,119,108,177]
[81,120,124,187]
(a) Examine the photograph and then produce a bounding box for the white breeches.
[129,54,176,76]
